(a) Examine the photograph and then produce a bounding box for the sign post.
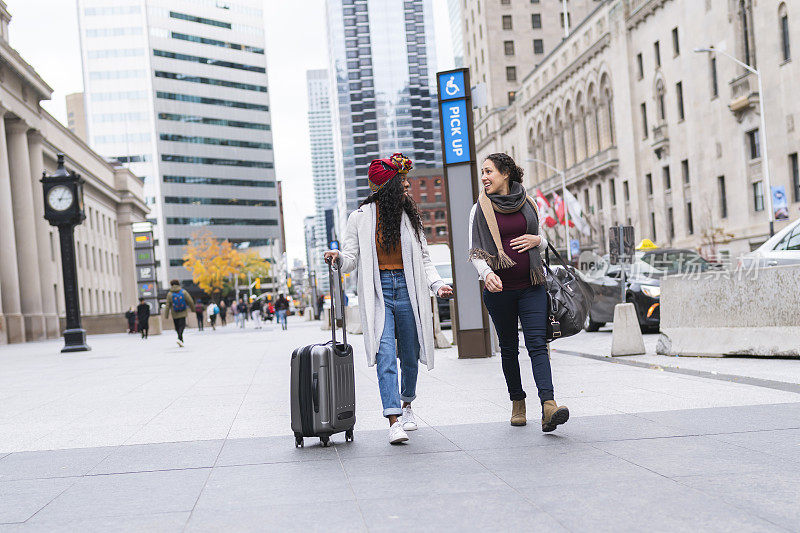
[436,68,491,358]
[132,222,159,315]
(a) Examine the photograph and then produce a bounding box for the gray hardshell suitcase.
[290,260,356,447]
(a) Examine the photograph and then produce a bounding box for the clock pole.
[41,154,90,352]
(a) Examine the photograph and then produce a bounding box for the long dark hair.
[485,153,524,183]
[361,174,423,251]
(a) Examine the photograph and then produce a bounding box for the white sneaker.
[388,422,409,444]
[177,339,184,347]
[401,405,418,431]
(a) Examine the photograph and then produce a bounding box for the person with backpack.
[275,294,290,330]
[136,298,151,339]
[324,153,452,445]
[195,300,205,331]
[163,280,194,347]
[236,298,247,328]
[207,301,219,330]
[469,153,569,433]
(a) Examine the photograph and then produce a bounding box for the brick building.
[408,166,449,244]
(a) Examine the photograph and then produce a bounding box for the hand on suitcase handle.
[323,250,341,267]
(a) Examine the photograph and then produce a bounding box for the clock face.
[47,185,74,211]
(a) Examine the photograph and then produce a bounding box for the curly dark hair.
[361,174,423,251]
[484,153,524,183]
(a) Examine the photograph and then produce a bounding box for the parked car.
[737,217,800,269]
[581,248,714,332]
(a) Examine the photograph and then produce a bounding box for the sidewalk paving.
[1,318,799,531]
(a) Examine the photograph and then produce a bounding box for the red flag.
[552,192,576,228]
[534,189,558,227]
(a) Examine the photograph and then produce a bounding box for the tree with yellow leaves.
[238,250,271,284]
[182,232,243,298]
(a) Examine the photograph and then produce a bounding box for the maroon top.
[495,211,532,290]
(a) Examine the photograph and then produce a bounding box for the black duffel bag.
[543,243,594,341]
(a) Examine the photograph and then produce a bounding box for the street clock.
[40,153,90,352]
[41,154,85,226]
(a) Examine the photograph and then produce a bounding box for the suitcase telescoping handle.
[325,256,347,346]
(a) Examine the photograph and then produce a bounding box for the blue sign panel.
[438,71,466,101]
[440,99,471,165]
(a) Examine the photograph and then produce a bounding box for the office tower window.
[533,39,544,54]
[790,153,800,202]
[531,13,541,29]
[502,15,512,30]
[641,103,648,138]
[504,40,515,55]
[686,202,694,234]
[746,128,761,159]
[610,178,616,206]
[596,183,603,210]
[663,165,671,191]
[710,57,719,97]
[650,212,657,241]
[667,207,675,239]
[672,27,680,56]
[681,159,690,184]
[753,181,765,211]
[780,5,791,61]
[506,66,517,81]
[646,173,653,195]
[654,40,661,66]
[623,180,630,202]
[718,176,728,218]
[676,81,685,120]
[636,53,643,79]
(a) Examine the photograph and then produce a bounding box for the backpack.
[171,290,187,312]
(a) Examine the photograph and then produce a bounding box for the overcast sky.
[4,0,454,266]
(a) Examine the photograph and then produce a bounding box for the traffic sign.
[440,99,470,164]
[437,71,466,101]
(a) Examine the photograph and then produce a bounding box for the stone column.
[0,109,24,343]
[116,204,138,309]
[6,118,45,341]
[28,131,60,338]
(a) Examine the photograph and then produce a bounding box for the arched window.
[779,3,791,61]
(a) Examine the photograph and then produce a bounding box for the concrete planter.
[657,265,800,357]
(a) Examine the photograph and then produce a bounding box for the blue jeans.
[276,310,287,329]
[376,270,419,417]
[483,284,554,403]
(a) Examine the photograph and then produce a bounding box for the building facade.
[408,166,449,244]
[77,0,280,285]
[306,69,338,292]
[0,1,148,344]
[325,0,442,219]
[65,92,88,142]
[461,0,597,113]
[475,0,800,261]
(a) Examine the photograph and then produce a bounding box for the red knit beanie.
[367,153,413,193]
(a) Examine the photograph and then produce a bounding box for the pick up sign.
[440,99,470,164]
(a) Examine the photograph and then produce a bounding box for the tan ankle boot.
[541,400,569,432]
[511,399,527,426]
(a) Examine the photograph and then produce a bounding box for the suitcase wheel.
[345,429,354,442]
[320,436,330,447]
[295,435,304,448]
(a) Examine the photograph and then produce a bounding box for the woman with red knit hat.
[325,153,453,445]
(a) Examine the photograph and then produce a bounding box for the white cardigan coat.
[339,203,445,371]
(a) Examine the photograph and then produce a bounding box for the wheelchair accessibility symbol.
[444,76,460,96]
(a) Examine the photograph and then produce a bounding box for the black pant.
[174,317,186,341]
[483,284,554,403]
[140,321,149,338]
[196,312,204,330]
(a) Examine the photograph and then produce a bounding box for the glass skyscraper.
[325,0,441,217]
[77,0,279,284]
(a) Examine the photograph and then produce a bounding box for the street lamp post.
[526,158,571,261]
[694,46,774,236]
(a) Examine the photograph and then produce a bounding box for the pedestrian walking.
[324,153,452,445]
[207,301,219,330]
[195,301,205,331]
[136,298,150,339]
[469,153,569,432]
[125,306,137,333]
[236,298,247,328]
[219,300,227,326]
[275,294,290,330]
[267,301,274,322]
[316,294,324,321]
[251,299,263,329]
[163,279,194,347]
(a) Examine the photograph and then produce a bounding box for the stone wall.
[657,265,800,357]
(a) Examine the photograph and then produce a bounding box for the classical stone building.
[475,0,800,261]
[0,1,148,344]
